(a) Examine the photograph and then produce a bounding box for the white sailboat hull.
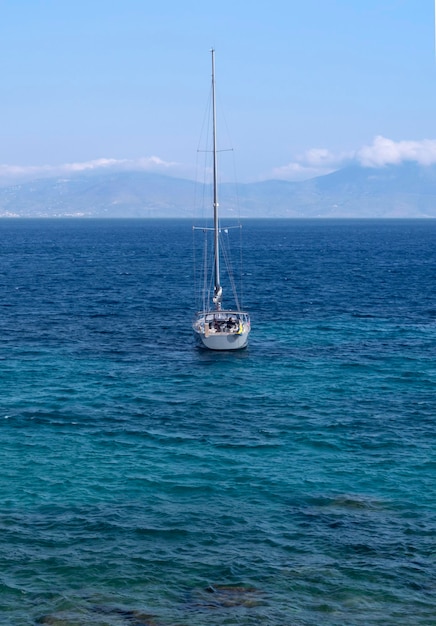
[193,311,250,351]
[195,328,249,350]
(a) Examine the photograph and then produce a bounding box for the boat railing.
[195,310,249,321]
[194,310,250,335]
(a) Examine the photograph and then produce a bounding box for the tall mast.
[211,49,222,310]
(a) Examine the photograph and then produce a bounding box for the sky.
[1,0,436,184]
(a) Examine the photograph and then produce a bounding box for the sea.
[0,218,435,626]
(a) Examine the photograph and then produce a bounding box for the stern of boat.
[193,310,250,351]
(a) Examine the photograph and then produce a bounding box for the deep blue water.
[0,219,435,625]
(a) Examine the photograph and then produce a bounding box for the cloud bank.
[270,147,346,181]
[270,136,436,181]
[0,156,181,185]
[2,136,436,185]
[356,136,436,167]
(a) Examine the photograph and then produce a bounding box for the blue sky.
[1,0,435,183]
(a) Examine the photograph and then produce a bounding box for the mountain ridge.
[1,162,435,218]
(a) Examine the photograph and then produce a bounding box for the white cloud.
[269,147,349,181]
[63,158,124,172]
[303,148,337,166]
[0,156,181,184]
[268,136,436,182]
[356,135,436,167]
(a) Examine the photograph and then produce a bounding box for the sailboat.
[192,49,251,350]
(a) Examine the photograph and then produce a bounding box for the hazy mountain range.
[1,162,436,218]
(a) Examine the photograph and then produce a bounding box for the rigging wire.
[192,58,247,315]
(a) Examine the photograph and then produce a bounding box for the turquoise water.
[0,219,435,625]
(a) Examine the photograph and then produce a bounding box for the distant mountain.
[294,163,436,217]
[0,171,197,218]
[0,162,435,218]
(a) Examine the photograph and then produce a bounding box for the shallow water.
[0,219,435,625]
